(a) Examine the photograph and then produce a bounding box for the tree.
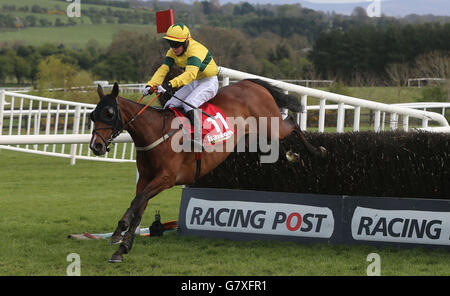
[37,56,77,90]
[11,54,30,85]
[106,29,168,81]
[195,26,260,74]
[92,53,135,83]
[0,55,13,84]
[55,18,64,27]
[31,4,41,13]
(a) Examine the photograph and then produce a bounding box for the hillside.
[0,0,448,94]
[0,0,153,47]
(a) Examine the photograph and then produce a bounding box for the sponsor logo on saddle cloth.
[170,103,234,146]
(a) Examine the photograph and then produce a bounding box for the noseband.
[90,94,161,151]
[90,96,124,151]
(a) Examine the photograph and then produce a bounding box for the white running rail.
[218,66,449,133]
[0,90,134,164]
[1,67,449,165]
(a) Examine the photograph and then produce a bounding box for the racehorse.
[89,79,326,263]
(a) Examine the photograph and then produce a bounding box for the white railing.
[407,78,447,88]
[0,90,135,164]
[1,67,449,165]
[218,66,449,133]
[391,102,450,116]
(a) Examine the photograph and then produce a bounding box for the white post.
[353,106,361,132]
[337,102,345,133]
[300,94,307,131]
[44,103,52,151]
[318,98,326,132]
[0,90,4,153]
[0,90,5,135]
[374,110,381,132]
[389,113,398,130]
[222,76,229,87]
[402,115,409,131]
[70,106,81,165]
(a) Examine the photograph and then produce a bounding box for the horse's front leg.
[109,174,174,263]
[110,176,148,246]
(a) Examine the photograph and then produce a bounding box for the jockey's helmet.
[163,23,191,48]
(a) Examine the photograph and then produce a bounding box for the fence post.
[0,90,5,136]
[70,106,81,165]
[390,113,398,130]
[222,76,229,87]
[300,94,307,131]
[0,90,4,153]
[318,98,326,132]
[337,102,345,133]
[353,106,361,132]
[402,115,409,131]
[374,110,381,132]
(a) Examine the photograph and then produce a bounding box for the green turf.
[1,149,450,275]
[0,24,150,48]
[1,0,130,11]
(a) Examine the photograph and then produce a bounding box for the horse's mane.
[118,96,169,115]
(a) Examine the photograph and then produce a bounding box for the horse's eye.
[102,106,115,120]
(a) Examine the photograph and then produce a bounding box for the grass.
[0,24,150,48]
[1,0,129,10]
[1,149,450,276]
[0,0,152,48]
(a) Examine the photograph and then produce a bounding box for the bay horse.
[89,79,326,263]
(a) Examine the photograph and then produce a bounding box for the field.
[0,0,152,48]
[1,149,450,276]
[0,24,150,48]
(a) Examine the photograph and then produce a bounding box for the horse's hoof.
[286,151,300,162]
[318,146,327,158]
[108,254,123,263]
[109,235,123,246]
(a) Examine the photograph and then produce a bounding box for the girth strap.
[135,129,178,152]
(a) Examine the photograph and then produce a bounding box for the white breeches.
[163,76,219,112]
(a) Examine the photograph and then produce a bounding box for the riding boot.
[185,109,203,152]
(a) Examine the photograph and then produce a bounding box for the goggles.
[166,39,184,48]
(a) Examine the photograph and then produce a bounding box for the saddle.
[169,102,234,147]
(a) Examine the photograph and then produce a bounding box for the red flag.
[155,9,174,33]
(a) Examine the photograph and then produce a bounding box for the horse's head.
[89,82,123,156]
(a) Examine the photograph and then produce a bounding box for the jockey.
[142,23,219,125]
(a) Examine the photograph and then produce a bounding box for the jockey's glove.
[157,82,172,94]
[142,85,153,96]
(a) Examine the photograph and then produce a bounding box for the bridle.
[90,94,160,151]
[90,98,123,152]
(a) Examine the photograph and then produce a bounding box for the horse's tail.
[245,78,302,112]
